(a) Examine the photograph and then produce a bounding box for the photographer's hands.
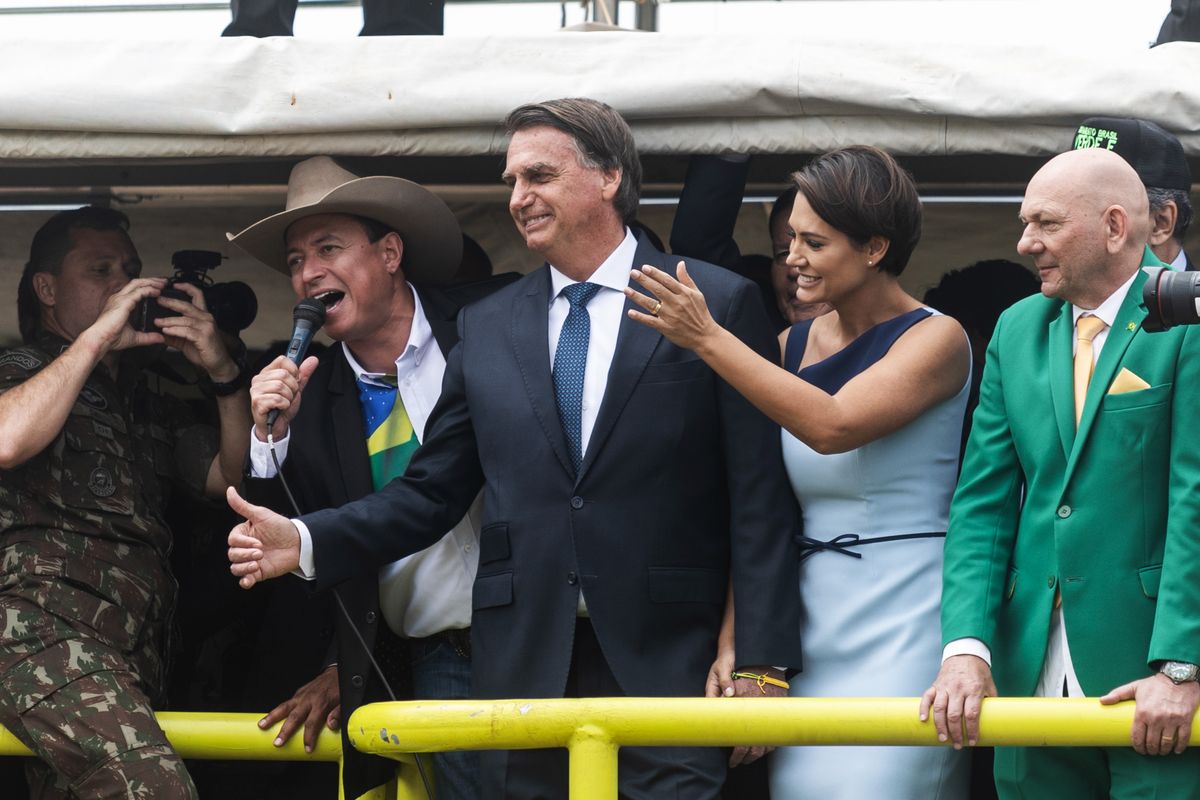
[154,281,239,383]
[0,278,167,469]
[75,277,170,358]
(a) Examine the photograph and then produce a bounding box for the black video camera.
[1143,266,1200,332]
[133,250,258,334]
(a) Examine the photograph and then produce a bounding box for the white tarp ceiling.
[0,34,1197,161]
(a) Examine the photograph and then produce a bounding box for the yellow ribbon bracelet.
[730,671,790,693]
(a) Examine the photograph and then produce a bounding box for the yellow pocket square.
[1108,367,1151,395]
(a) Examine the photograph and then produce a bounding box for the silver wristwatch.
[1159,661,1200,684]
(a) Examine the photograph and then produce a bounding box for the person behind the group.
[228,156,513,800]
[226,97,802,799]
[923,258,1040,454]
[923,147,1200,798]
[629,144,971,798]
[0,206,251,797]
[767,185,832,325]
[1072,116,1194,270]
[669,155,830,329]
[223,0,442,37]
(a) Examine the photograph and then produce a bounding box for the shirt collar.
[548,228,637,304]
[341,282,433,386]
[1169,248,1188,271]
[1072,270,1138,330]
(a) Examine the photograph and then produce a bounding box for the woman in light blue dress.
[628,145,972,798]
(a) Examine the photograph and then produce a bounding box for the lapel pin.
[1126,322,1136,332]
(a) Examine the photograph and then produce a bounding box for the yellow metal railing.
[0,712,428,800]
[350,697,1197,800]
[4,699,1195,799]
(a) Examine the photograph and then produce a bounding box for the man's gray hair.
[505,98,642,224]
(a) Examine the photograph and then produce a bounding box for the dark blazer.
[301,239,803,713]
[245,277,514,799]
[668,154,751,270]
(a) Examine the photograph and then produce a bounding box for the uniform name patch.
[0,351,42,371]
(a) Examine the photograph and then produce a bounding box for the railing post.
[568,724,618,800]
[397,758,432,799]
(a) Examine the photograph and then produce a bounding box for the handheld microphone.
[266,297,327,430]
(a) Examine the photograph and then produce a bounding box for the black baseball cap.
[1072,117,1191,191]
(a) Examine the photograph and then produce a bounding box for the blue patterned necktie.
[553,282,602,471]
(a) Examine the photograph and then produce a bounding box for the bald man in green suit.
[920,147,1200,798]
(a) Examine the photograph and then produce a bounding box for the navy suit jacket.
[301,238,803,703]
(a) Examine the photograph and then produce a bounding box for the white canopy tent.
[0,34,1196,161]
[0,32,1195,346]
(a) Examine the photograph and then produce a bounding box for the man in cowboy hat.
[231,156,510,800]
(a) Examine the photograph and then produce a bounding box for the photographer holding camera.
[0,206,250,798]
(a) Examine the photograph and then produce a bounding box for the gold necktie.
[1073,315,1107,426]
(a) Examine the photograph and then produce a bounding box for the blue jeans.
[409,633,477,800]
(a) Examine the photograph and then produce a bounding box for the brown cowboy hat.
[227,156,463,285]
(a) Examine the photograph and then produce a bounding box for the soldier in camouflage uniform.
[0,207,251,797]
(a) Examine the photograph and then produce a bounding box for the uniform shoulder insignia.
[79,386,109,410]
[0,350,44,371]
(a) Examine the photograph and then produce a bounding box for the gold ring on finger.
[651,300,663,317]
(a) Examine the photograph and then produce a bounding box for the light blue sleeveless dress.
[769,308,970,800]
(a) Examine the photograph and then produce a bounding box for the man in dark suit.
[1072,117,1194,271]
[227,156,508,800]
[227,98,803,799]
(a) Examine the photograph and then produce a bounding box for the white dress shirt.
[943,270,1138,698]
[251,286,481,638]
[1168,248,1188,272]
[547,229,638,458]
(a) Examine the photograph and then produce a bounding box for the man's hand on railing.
[259,665,343,753]
[1100,673,1200,756]
[726,665,787,767]
[919,654,996,749]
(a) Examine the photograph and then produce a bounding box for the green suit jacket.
[942,267,1200,696]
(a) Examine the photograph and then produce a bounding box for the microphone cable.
[266,430,435,798]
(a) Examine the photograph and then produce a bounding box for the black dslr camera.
[1143,267,1200,332]
[133,250,258,334]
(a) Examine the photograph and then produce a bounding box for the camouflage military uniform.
[0,332,217,798]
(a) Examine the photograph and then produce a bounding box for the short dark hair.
[504,98,642,224]
[1146,186,1194,244]
[350,214,396,245]
[769,185,798,239]
[923,259,1039,346]
[18,206,132,344]
[790,146,922,277]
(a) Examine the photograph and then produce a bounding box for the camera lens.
[205,281,258,333]
[1142,267,1200,333]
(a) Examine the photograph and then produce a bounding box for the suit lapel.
[510,267,575,478]
[329,349,373,501]
[1066,271,1149,475]
[578,239,664,483]
[1047,302,1076,459]
[414,286,462,357]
